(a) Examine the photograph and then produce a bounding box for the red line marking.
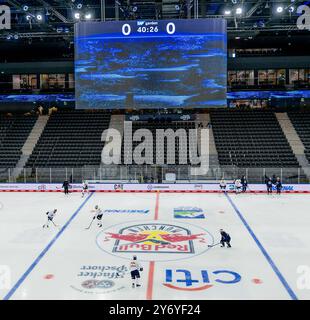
[146,261,155,300]
[154,191,160,221]
[163,283,213,291]
[146,191,160,300]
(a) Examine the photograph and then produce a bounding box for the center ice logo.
[164,269,241,291]
[96,221,214,262]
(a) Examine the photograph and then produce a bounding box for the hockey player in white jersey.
[81,181,89,198]
[43,209,58,228]
[130,256,143,288]
[85,205,103,229]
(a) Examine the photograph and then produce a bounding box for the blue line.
[3,192,94,300]
[224,193,298,300]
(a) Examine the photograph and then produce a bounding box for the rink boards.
[0,183,310,193]
[0,192,309,300]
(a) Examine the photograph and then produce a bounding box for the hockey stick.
[51,220,58,227]
[208,242,221,248]
[85,218,95,230]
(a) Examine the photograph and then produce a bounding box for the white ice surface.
[0,192,309,300]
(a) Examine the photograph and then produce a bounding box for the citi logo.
[163,269,241,291]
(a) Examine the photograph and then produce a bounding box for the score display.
[75,19,227,109]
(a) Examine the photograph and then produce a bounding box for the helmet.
[95,205,98,209]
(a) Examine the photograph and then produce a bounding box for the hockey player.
[130,256,143,288]
[234,179,242,194]
[62,179,70,195]
[266,176,273,194]
[90,205,103,228]
[81,181,89,198]
[43,209,58,228]
[276,177,282,195]
[219,179,227,193]
[220,229,231,248]
[241,176,248,193]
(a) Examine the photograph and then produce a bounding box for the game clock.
[121,21,176,36]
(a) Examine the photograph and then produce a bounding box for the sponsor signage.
[70,264,128,294]
[0,183,309,192]
[164,268,241,291]
[174,207,205,219]
[96,220,214,262]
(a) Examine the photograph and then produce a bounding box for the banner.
[0,183,309,193]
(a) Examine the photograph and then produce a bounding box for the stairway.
[196,113,219,167]
[276,112,310,179]
[11,115,49,180]
[100,115,125,179]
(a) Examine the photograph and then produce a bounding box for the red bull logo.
[96,221,214,262]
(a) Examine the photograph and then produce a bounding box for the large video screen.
[75,19,227,109]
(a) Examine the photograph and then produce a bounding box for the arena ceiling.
[0,0,309,57]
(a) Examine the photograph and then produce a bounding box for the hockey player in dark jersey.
[276,177,282,195]
[265,176,273,194]
[62,180,70,195]
[241,176,248,193]
[220,229,231,248]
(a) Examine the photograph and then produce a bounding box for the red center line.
[146,191,160,300]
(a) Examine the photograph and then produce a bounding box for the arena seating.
[210,110,299,167]
[0,114,37,168]
[288,111,310,163]
[122,120,196,165]
[26,110,111,167]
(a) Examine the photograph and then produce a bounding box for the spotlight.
[6,34,12,40]
[224,10,231,15]
[132,6,138,12]
[23,5,29,12]
[26,15,31,21]
[85,13,92,20]
[175,5,180,10]
[77,3,83,9]
[236,7,242,15]
[74,12,80,19]
[231,0,237,4]
[288,6,295,13]
[14,34,19,40]
[36,14,43,21]
[276,6,283,13]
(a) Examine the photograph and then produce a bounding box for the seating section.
[0,114,37,168]
[210,110,299,167]
[288,111,310,162]
[122,120,196,165]
[26,110,111,167]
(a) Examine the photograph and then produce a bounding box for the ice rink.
[0,191,309,300]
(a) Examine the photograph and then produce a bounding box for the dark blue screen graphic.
[75,19,227,109]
